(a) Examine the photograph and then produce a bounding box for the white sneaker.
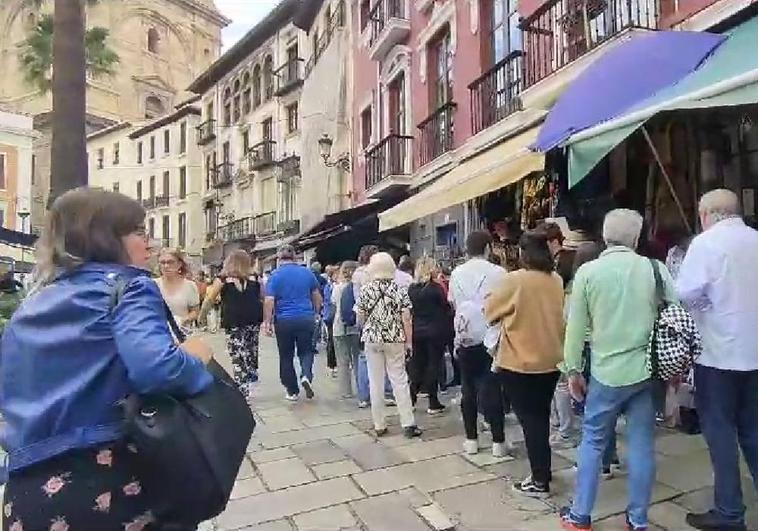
[463,439,479,455]
[285,393,299,402]
[492,442,509,458]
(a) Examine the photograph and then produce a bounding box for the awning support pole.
[641,126,693,235]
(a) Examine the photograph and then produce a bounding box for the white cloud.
[216,0,282,50]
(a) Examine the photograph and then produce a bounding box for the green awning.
[567,16,758,187]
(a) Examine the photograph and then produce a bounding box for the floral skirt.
[3,441,185,531]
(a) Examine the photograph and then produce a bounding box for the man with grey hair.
[677,189,758,531]
[263,245,322,401]
[561,209,677,531]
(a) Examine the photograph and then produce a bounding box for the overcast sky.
[217,0,281,50]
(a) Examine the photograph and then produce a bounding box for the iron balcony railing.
[196,119,216,145]
[219,217,254,241]
[274,59,305,97]
[247,140,277,171]
[369,0,406,48]
[469,51,525,135]
[155,195,169,207]
[142,197,155,209]
[365,134,413,190]
[213,162,234,188]
[520,0,659,87]
[418,102,457,166]
[254,211,277,236]
[305,0,346,77]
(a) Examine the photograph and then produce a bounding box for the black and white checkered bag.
[647,259,702,382]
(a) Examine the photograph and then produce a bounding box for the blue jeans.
[571,378,655,528]
[275,317,315,396]
[694,365,758,526]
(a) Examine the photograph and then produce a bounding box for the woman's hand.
[181,336,213,365]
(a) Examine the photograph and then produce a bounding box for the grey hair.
[602,208,644,249]
[699,189,740,224]
[367,252,396,280]
[277,244,295,260]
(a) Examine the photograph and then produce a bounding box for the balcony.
[277,155,301,183]
[521,0,659,87]
[247,140,277,171]
[277,219,301,235]
[253,211,277,236]
[141,197,155,209]
[369,0,410,61]
[213,161,234,188]
[305,0,346,77]
[219,217,254,242]
[155,195,169,208]
[418,102,456,167]
[469,51,525,135]
[196,119,216,146]
[365,134,413,197]
[274,59,304,97]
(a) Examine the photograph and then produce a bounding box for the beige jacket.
[484,269,565,374]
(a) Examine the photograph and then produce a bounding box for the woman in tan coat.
[484,230,565,498]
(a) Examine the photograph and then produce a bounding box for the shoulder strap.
[648,258,665,311]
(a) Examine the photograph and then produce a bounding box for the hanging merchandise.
[521,174,551,229]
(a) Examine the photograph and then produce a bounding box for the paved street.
[204,333,757,531]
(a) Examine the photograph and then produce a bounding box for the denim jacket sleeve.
[111,276,213,396]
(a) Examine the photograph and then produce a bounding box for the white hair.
[367,252,396,280]
[602,208,644,249]
[699,189,740,224]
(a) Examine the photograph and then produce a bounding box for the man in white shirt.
[676,189,758,531]
[448,231,507,458]
[395,255,414,290]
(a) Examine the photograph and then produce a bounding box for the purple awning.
[533,30,726,152]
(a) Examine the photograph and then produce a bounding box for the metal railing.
[274,59,304,96]
[520,0,659,87]
[155,195,169,207]
[247,140,277,171]
[196,119,216,145]
[469,51,525,135]
[370,0,406,48]
[418,102,457,166]
[305,0,346,77]
[213,162,234,188]
[365,134,413,190]
[219,217,254,241]
[254,211,277,236]
[142,197,155,209]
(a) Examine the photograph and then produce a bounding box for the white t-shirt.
[394,270,413,290]
[155,278,200,322]
[448,257,506,313]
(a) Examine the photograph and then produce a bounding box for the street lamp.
[18,210,30,233]
[318,133,351,172]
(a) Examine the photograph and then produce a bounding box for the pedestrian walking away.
[263,245,322,401]
[560,209,677,531]
[485,230,565,497]
[449,230,508,458]
[322,264,339,375]
[355,252,421,439]
[408,257,449,415]
[676,189,758,531]
[1,188,214,530]
[199,250,264,397]
[333,261,362,399]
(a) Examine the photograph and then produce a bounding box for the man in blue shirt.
[264,245,322,400]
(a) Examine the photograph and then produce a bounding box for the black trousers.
[325,318,337,369]
[457,345,504,443]
[495,369,560,485]
[410,332,444,409]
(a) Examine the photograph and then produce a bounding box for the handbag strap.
[110,275,186,343]
[648,258,665,312]
[647,257,663,378]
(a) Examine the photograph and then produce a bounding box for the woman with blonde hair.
[407,256,449,414]
[1,188,213,529]
[200,250,263,395]
[355,252,421,438]
[156,247,200,330]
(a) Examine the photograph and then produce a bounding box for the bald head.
[699,189,740,230]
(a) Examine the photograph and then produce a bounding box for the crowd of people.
[0,185,757,530]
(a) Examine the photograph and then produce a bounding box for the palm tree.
[16,0,118,201]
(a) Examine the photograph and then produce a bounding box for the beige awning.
[379,127,544,232]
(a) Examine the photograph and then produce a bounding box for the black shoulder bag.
[112,279,255,526]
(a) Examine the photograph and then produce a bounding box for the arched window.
[252,65,262,108]
[263,56,274,101]
[232,79,241,123]
[145,95,165,118]
[223,87,232,126]
[147,28,160,54]
[242,72,252,115]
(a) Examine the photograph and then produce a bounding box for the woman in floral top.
[356,252,422,438]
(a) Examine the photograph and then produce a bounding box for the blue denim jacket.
[0,263,213,472]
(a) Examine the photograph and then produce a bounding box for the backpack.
[453,276,489,347]
[340,282,357,327]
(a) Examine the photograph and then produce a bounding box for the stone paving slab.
[217,477,365,530]
[291,440,348,465]
[292,504,358,530]
[231,477,267,500]
[238,521,294,531]
[350,491,433,531]
[332,433,409,471]
[393,436,465,463]
[249,447,297,465]
[353,454,495,496]
[257,457,317,490]
[259,423,361,449]
[312,459,363,480]
[237,456,256,479]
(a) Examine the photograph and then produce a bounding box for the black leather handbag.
[115,283,255,525]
